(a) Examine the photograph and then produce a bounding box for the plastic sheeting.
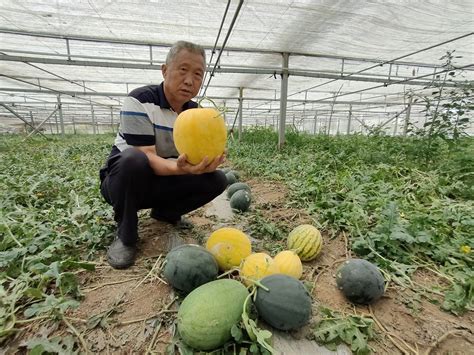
[0,0,473,134]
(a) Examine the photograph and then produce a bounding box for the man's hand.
[177,153,226,174]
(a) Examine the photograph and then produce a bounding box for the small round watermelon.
[230,189,251,212]
[336,259,385,304]
[255,274,312,331]
[227,182,251,199]
[225,172,238,185]
[163,244,218,294]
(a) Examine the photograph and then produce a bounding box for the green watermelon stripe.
[290,237,308,254]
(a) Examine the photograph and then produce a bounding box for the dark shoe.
[173,216,194,230]
[107,238,137,269]
[150,209,194,230]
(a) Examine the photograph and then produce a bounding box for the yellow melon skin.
[173,108,227,165]
[287,224,323,261]
[206,228,252,271]
[274,250,303,279]
[239,252,280,286]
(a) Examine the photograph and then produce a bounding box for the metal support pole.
[238,87,243,141]
[347,104,352,134]
[278,52,289,148]
[49,114,53,134]
[0,104,48,138]
[327,92,336,135]
[66,38,71,61]
[57,95,65,135]
[90,103,97,134]
[313,112,318,134]
[403,96,413,137]
[72,114,76,134]
[54,113,59,134]
[110,107,115,133]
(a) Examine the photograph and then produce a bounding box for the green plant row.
[228,128,473,315]
[0,134,116,346]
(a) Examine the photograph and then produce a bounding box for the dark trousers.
[99,148,227,245]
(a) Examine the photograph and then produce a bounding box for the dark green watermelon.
[225,172,238,185]
[230,189,251,212]
[255,274,312,331]
[227,182,251,199]
[336,259,385,304]
[163,244,218,294]
[229,169,240,180]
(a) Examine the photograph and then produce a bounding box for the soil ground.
[3,177,473,354]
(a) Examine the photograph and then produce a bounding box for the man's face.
[162,49,205,107]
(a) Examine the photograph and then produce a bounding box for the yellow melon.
[287,224,323,261]
[206,227,252,271]
[239,252,279,286]
[273,250,303,279]
[173,108,227,165]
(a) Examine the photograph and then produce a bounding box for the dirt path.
[6,177,473,354]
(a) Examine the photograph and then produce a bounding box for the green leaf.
[57,272,80,297]
[26,335,77,354]
[442,280,474,315]
[313,308,374,355]
[231,324,243,343]
[61,260,96,271]
[24,288,44,299]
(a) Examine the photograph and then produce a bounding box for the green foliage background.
[0,130,473,351]
[228,128,473,315]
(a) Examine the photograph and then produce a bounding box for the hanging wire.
[201,0,244,98]
[199,0,232,97]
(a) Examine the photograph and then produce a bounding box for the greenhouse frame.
[1,1,472,140]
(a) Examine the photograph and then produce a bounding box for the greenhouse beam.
[279,53,289,148]
[1,28,465,69]
[1,54,464,88]
[0,103,48,138]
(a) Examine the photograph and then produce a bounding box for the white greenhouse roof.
[0,0,473,134]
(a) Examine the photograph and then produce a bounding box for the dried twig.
[426,329,473,355]
[342,231,351,259]
[62,316,90,355]
[83,278,139,293]
[133,255,164,290]
[145,322,162,354]
[118,296,178,326]
[312,265,329,290]
[368,305,418,355]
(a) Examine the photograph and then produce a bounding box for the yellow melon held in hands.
[173,108,227,165]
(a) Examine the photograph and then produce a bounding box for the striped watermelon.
[287,224,322,261]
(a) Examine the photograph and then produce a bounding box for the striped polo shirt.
[111,82,198,158]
